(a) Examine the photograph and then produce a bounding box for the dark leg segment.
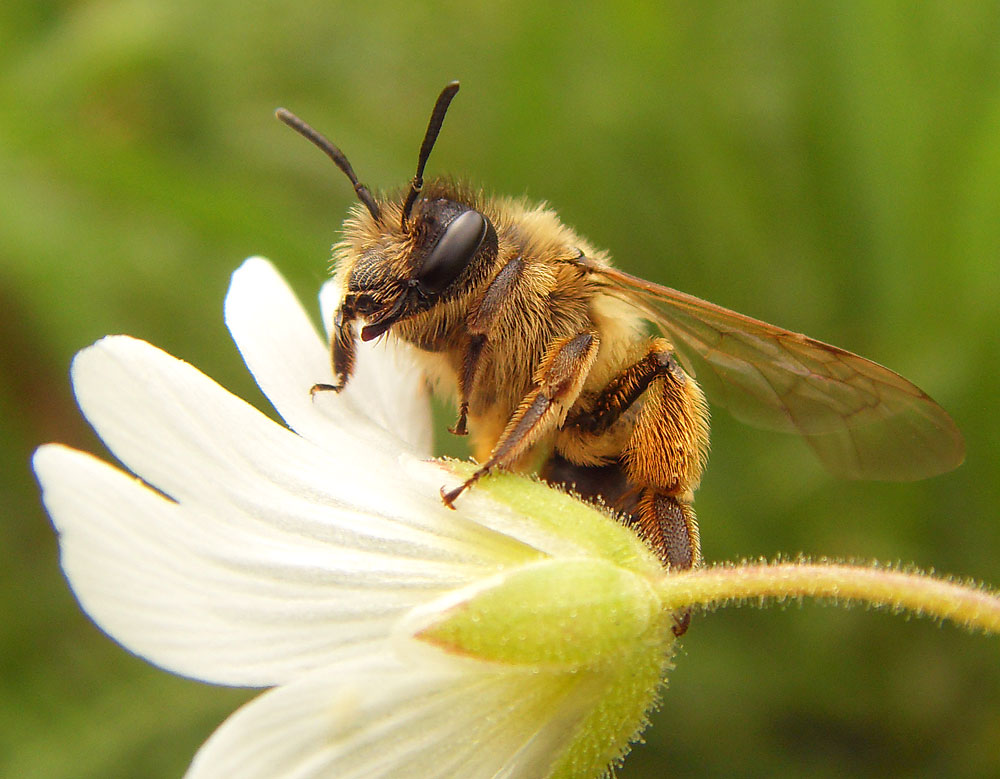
[637,491,700,636]
[635,491,700,570]
[313,304,357,397]
[450,334,486,435]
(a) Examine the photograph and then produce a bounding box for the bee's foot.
[310,382,343,399]
[448,415,469,436]
[440,483,465,508]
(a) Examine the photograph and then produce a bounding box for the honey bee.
[276,83,965,630]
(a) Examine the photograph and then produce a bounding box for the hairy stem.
[655,560,1000,634]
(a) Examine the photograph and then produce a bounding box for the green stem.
[655,561,1000,634]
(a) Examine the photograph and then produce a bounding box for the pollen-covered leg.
[555,337,710,571]
[623,353,709,635]
[442,331,599,506]
[560,338,709,484]
[622,344,709,527]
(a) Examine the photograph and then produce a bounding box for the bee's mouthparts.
[359,295,408,341]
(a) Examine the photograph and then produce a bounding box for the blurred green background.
[3,1,999,777]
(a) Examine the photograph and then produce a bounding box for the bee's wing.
[587,262,965,481]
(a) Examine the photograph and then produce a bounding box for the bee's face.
[275,82,494,387]
[343,197,496,341]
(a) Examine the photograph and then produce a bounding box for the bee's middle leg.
[451,255,526,436]
[441,331,600,506]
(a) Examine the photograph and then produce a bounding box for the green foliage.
[3,1,999,776]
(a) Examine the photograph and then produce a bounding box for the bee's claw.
[448,403,470,436]
[440,465,488,508]
[449,417,468,437]
[310,382,343,400]
[440,483,465,508]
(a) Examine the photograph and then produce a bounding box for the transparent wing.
[584,260,965,481]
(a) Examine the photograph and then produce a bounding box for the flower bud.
[414,558,664,668]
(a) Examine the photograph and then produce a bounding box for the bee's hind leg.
[634,490,701,636]
[560,337,709,635]
[629,349,710,636]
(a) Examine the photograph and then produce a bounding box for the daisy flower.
[34,258,1000,778]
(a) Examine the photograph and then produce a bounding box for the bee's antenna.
[275,108,381,221]
[401,81,461,228]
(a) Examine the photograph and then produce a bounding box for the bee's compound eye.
[417,209,488,294]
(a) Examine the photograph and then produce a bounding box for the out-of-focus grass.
[2,2,999,777]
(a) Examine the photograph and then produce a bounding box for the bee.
[276,83,965,632]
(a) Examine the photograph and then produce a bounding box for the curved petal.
[186,657,602,779]
[72,335,428,527]
[35,442,532,686]
[225,258,432,456]
[39,335,537,686]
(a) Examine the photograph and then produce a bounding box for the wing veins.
[579,258,964,480]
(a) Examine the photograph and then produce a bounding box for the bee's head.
[276,81,496,388]
[342,192,496,341]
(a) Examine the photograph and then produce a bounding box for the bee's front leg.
[441,330,599,506]
[313,303,357,397]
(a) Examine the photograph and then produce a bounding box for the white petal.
[225,257,432,456]
[35,444,532,686]
[316,274,340,341]
[187,657,602,779]
[73,335,409,527]
[41,336,537,685]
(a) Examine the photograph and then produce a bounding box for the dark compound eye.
[416,209,488,294]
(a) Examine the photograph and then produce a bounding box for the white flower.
[34,258,674,778]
